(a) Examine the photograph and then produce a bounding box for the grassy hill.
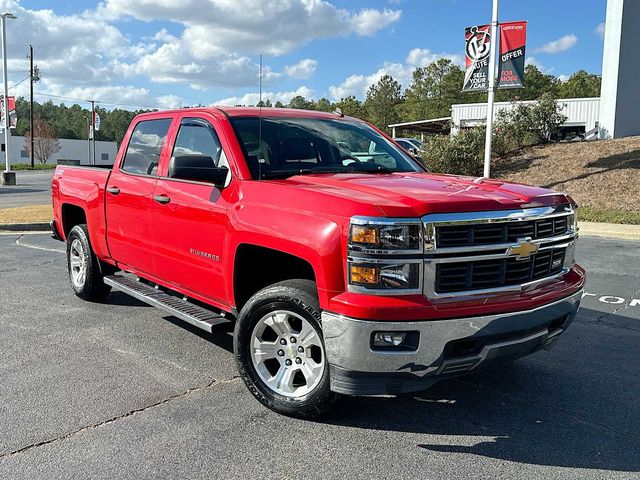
[493,136,640,224]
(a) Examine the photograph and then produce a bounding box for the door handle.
[153,194,171,205]
[107,186,120,195]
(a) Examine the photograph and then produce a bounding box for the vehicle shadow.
[163,315,234,354]
[321,307,640,473]
[107,291,150,307]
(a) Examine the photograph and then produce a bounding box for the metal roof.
[388,116,452,134]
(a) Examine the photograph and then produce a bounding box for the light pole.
[0,11,16,186]
[482,0,499,179]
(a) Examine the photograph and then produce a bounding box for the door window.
[121,118,172,176]
[172,119,222,165]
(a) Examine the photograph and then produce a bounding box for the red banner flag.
[463,24,492,92]
[498,21,527,89]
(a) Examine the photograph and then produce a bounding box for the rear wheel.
[66,224,112,301]
[234,279,337,418]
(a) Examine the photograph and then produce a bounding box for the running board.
[104,275,232,333]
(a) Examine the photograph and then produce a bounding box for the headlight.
[349,262,421,290]
[347,217,424,294]
[349,221,421,252]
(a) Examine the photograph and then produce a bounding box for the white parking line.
[15,235,65,253]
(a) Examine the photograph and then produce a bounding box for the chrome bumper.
[322,290,582,395]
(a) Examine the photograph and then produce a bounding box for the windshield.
[230,116,425,179]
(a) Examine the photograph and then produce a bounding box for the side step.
[104,275,232,333]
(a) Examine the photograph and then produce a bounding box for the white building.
[451,97,601,137]
[1,135,118,167]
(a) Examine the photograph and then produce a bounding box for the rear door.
[150,114,234,305]
[105,117,175,274]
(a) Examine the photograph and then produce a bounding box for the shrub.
[421,126,485,177]
[10,163,57,170]
[421,94,568,176]
[492,94,567,156]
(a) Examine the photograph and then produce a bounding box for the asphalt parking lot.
[0,233,638,479]
[0,171,54,208]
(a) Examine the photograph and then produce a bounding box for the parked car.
[51,107,585,418]
[394,137,423,156]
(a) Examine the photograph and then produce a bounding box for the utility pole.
[28,44,39,169]
[483,0,499,178]
[86,116,90,164]
[0,12,17,186]
[91,100,95,165]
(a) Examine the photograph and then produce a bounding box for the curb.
[0,223,50,232]
[579,222,640,241]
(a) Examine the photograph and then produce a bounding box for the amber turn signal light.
[351,225,379,245]
[349,265,380,285]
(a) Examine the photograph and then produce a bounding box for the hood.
[273,172,569,217]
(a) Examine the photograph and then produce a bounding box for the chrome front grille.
[435,248,566,293]
[436,216,569,248]
[423,205,577,299]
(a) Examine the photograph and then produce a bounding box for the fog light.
[349,265,380,285]
[373,332,406,346]
[371,331,420,351]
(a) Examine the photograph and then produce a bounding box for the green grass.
[11,163,57,170]
[578,207,640,225]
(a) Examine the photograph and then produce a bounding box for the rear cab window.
[121,118,172,176]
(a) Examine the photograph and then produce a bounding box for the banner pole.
[483,0,499,178]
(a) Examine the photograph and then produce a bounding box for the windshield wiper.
[260,167,347,179]
[259,164,397,179]
[345,165,393,174]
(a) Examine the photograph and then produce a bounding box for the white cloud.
[102,0,401,56]
[0,0,402,110]
[525,56,554,74]
[535,34,578,54]
[595,22,605,39]
[215,86,316,106]
[406,48,463,68]
[284,59,318,80]
[558,74,570,82]
[349,8,402,36]
[328,48,460,100]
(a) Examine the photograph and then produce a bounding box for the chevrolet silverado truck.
[51,107,585,418]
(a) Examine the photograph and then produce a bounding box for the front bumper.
[322,289,582,396]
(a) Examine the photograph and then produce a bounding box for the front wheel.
[66,224,112,302]
[234,279,337,418]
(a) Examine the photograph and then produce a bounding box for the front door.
[106,117,174,275]
[151,116,233,306]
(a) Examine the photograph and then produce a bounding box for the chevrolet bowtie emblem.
[508,237,539,259]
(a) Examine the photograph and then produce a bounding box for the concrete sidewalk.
[578,221,640,241]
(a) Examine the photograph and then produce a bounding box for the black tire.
[234,279,338,419]
[66,224,112,302]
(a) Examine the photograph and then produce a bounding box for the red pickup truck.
[51,107,585,418]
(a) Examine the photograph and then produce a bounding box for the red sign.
[498,21,527,89]
[1,96,17,128]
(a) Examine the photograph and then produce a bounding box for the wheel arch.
[232,243,320,311]
[61,203,87,238]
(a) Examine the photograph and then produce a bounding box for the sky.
[0,0,607,111]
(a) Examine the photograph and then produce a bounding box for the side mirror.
[168,155,229,187]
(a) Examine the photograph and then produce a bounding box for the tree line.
[12,99,148,147]
[11,60,601,146]
[263,61,601,133]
